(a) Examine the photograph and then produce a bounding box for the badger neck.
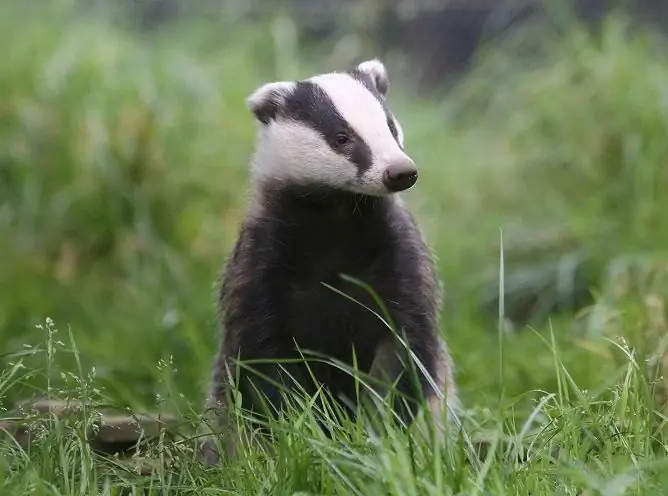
[255,180,395,229]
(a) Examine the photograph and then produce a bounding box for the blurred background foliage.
[2,0,668,420]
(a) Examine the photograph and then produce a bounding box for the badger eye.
[335,132,351,146]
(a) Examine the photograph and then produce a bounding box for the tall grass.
[2,2,668,493]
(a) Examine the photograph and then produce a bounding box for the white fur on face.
[249,65,413,196]
[251,120,361,190]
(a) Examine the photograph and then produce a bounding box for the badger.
[201,59,460,464]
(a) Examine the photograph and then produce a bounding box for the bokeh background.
[3,0,668,425]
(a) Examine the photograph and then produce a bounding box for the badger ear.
[356,59,389,96]
[246,81,296,124]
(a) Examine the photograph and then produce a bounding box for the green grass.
[2,2,668,494]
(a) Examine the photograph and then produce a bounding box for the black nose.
[382,160,419,192]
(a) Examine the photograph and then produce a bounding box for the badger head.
[246,59,417,197]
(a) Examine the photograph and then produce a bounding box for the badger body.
[202,60,459,464]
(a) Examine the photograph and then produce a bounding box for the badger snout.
[382,159,418,192]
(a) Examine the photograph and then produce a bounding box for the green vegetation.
[2,2,668,494]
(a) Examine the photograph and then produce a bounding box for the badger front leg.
[366,326,459,430]
[200,357,238,467]
[201,340,311,466]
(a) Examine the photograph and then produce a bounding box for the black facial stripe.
[282,81,373,173]
[387,115,399,142]
[349,69,402,147]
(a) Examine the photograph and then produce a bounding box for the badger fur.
[201,59,459,464]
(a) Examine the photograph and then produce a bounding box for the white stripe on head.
[309,73,408,169]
